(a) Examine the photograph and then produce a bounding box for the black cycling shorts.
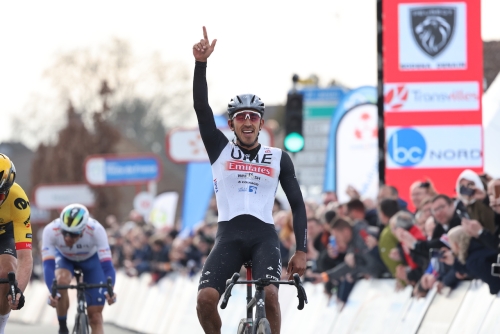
[198,215,282,297]
[0,223,17,258]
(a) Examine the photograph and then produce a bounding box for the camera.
[491,254,500,277]
[459,185,475,197]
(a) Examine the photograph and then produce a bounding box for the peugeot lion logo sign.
[411,7,456,57]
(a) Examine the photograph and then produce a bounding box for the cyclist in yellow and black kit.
[0,154,33,334]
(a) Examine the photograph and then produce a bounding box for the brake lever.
[7,272,16,304]
[51,278,58,298]
[220,272,240,309]
[293,273,308,310]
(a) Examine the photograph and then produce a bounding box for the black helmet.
[227,94,265,119]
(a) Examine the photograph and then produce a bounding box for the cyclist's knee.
[87,307,103,326]
[264,285,279,310]
[196,288,219,313]
[55,269,72,285]
[0,255,17,278]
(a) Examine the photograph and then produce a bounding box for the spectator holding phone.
[317,218,386,286]
[456,170,495,234]
[389,211,428,285]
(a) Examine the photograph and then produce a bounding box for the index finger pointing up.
[203,26,208,41]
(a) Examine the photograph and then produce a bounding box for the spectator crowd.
[34,169,500,307]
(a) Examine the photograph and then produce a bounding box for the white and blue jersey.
[42,218,116,306]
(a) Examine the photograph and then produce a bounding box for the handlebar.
[51,276,114,298]
[221,272,240,309]
[292,273,308,310]
[220,272,308,310]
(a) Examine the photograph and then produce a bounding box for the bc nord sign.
[85,154,161,186]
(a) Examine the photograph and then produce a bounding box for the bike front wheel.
[237,318,252,334]
[73,312,90,334]
[256,318,271,334]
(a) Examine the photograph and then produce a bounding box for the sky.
[1,0,499,145]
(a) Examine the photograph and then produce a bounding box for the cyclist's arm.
[193,60,228,164]
[11,192,33,292]
[41,222,57,291]
[94,223,116,285]
[279,151,307,252]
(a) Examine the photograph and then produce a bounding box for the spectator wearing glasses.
[456,170,495,234]
[431,195,462,237]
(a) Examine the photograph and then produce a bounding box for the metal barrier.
[10,272,500,333]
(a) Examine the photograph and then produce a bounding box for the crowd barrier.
[10,272,500,333]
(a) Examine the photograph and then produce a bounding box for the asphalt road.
[7,321,141,334]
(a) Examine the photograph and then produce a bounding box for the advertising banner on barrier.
[383,0,482,211]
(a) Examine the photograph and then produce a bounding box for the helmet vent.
[236,96,243,103]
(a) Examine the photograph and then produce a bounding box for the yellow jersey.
[0,183,32,250]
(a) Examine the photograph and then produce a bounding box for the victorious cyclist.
[193,27,307,334]
[42,204,116,334]
[0,154,32,334]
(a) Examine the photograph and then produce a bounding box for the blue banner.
[181,115,228,232]
[105,157,159,183]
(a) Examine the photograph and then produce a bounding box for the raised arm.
[192,26,228,163]
[279,151,307,278]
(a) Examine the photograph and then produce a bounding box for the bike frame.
[221,264,308,334]
[243,263,267,334]
[51,269,114,334]
[74,271,87,322]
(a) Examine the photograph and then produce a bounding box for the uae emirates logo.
[411,6,456,57]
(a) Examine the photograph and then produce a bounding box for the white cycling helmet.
[60,204,89,235]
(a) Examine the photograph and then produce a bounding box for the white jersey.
[41,218,112,262]
[212,142,282,224]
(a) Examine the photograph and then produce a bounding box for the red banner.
[383,0,483,212]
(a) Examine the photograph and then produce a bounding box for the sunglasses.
[232,111,261,122]
[62,231,82,238]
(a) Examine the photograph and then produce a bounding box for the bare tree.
[13,38,193,148]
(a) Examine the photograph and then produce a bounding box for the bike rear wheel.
[73,312,89,334]
[256,318,271,334]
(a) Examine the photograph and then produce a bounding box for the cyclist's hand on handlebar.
[104,291,117,305]
[8,286,25,310]
[47,293,60,308]
[193,26,217,62]
[286,251,307,280]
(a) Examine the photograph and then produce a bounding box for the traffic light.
[283,91,304,153]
